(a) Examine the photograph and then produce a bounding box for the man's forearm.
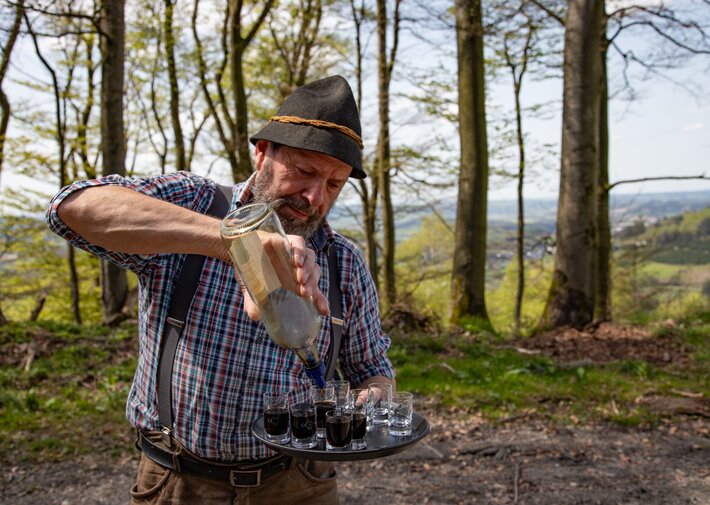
[57,186,228,261]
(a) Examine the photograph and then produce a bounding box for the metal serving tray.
[252,411,430,461]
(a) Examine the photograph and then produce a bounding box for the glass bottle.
[220,202,326,387]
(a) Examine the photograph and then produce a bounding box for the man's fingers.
[313,292,330,317]
[243,293,261,321]
[233,269,261,321]
[288,235,307,267]
[296,251,318,287]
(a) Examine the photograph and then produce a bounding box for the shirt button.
[240,425,247,432]
[248,380,254,386]
[256,337,263,343]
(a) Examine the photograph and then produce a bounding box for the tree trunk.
[68,244,82,324]
[450,0,490,326]
[513,79,525,336]
[540,0,603,330]
[0,0,24,187]
[376,0,396,311]
[164,0,186,172]
[350,0,379,286]
[29,291,48,322]
[595,26,611,322]
[100,0,128,325]
[0,305,8,326]
[229,4,252,181]
[360,179,379,285]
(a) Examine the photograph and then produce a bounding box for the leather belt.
[137,431,292,487]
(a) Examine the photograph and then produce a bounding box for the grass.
[0,321,137,462]
[391,313,710,427]
[2,313,708,463]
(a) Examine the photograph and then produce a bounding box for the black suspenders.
[325,245,343,382]
[156,184,344,445]
[157,184,232,444]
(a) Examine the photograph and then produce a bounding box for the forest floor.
[2,321,709,505]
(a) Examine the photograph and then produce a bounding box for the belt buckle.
[229,468,262,488]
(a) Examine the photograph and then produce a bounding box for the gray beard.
[251,163,325,239]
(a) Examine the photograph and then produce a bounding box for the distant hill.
[329,190,710,240]
[622,206,710,265]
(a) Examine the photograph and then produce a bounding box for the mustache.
[271,196,318,219]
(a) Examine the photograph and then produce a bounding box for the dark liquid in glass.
[290,404,316,439]
[326,415,352,447]
[315,400,335,429]
[352,412,367,439]
[264,407,289,435]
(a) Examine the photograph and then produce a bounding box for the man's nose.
[301,181,325,208]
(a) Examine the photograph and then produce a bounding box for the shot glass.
[263,391,290,444]
[327,379,351,411]
[368,382,392,426]
[349,389,370,450]
[389,391,414,436]
[311,384,336,439]
[325,409,352,450]
[290,400,317,449]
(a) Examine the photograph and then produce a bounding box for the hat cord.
[270,115,364,149]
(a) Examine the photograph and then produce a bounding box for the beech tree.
[97,0,129,325]
[193,0,275,182]
[450,0,490,326]
[540,0,603,329]
[0,0,23,189]
[375,0,402,311]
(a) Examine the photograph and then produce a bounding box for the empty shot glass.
[311,383,336,439]
[290,400,317,449]
[325,409,353,450]
[368,382,392,426]
[327,379,351,411]
[263,390,290,444]
[390,391,414,436]
[349,389,370,450]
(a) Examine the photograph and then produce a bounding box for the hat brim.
[250,122,366,179]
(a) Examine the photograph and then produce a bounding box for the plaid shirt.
[46,171,394,462]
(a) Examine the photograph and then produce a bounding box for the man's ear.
[254,140,269,171]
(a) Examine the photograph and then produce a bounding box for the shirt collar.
[232,174,334,252]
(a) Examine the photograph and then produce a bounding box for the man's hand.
[238,234,329,321]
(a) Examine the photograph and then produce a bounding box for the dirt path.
[3,416,709,505]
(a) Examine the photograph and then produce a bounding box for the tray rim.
[251,411,430,461]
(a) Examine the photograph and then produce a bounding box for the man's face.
[251,142,351,238]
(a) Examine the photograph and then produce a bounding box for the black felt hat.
[250,75,365,179]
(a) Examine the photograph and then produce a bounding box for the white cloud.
[682,123,704,131]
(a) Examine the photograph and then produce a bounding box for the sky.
[1,2,709,206]
[488,56,710,200]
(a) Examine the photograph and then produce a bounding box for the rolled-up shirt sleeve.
[46,172,215,275]
[338,239,396,384]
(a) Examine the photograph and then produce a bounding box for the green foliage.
[642,207,710,238]
[612,256,710,323]
[395,215,454,322]
[630,207,710,265]
[0,322,137,461]
[0,193,103,324]
[390,316,710,426]
[649,238,710,264]
[459,315,496,336]
[487,258,553,335]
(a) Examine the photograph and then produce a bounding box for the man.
[46,75,395,504]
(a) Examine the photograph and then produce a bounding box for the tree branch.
[607,174,709,192]
[527,0,564,26]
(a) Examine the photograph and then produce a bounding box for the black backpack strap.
[157,184,232,445]
[325,245,343,381]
